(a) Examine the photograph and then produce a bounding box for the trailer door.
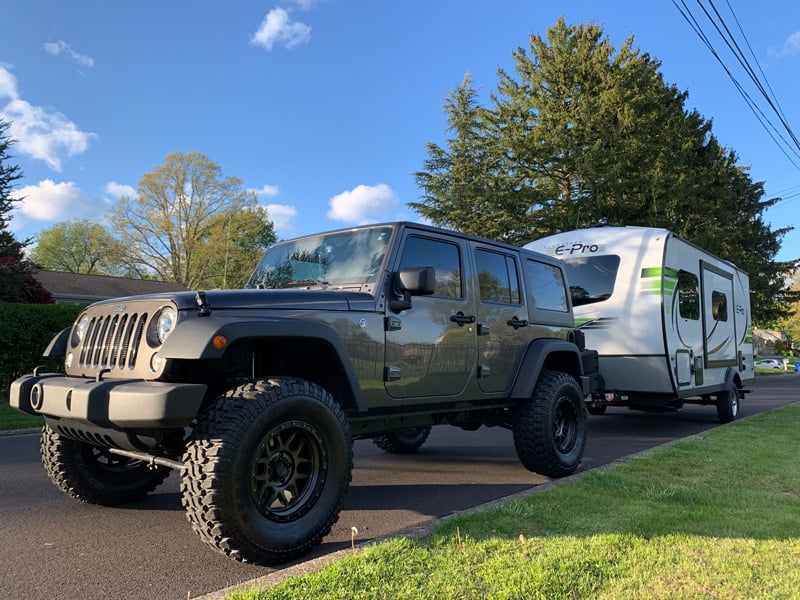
[701,261,737,368]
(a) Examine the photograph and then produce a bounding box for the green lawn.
[228,401,800,600]
[0,392,43,431]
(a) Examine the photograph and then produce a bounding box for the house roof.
[34,270,188,304]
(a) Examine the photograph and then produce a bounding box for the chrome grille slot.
[76,311,150,372]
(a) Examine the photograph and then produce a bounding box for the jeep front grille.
[66,299,172,380]
[78,312,149,371]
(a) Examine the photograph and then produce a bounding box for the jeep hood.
[108,288,377,312]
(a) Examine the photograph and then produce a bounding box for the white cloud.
[265,203,298,233]
[0,66,96,171]
[251,8,311,51]
[327,184,400,225]
[250,184,280,198]
[774,30,800,58]
[105,181,136,198]
[0,65,18,99]
[44,40,95,68]
[10,180,105,236]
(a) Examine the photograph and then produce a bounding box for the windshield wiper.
[283,278,330,288]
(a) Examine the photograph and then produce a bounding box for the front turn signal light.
[212,335,228,350]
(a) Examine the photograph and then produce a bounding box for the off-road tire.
[372,426,432,454]
[181,377,352,565]
[716,379,740,423]
[512,370,587,478]
[40,424,170,506]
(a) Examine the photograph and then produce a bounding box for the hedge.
[0,303,83,392]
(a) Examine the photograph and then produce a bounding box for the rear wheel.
[716,380,741,423]
[181,377,352,564]
[513,370,587,478]
[40,424,169,506]
[372,426,432,454]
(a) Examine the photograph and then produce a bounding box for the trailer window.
[712,291,728,322]
[561,256,620,306]
[526,260,569,312]
[678,271,700,320]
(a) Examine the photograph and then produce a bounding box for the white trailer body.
[526,226,754,421]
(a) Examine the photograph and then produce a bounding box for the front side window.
[678,270,700,320]
[562,255,620,306]
[526,260,569,312]
[476,249,520,304]
[399,236,462,298]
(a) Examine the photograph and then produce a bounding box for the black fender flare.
[510,338,586,400]
[158,317,367,411]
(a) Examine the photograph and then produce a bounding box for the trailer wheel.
[513,370,587,477]
[40,424,170,506]
[181,377,352,564]
[716,380,740,423]
[372,426,432,454]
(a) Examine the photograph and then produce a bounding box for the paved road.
[1,375,796,599]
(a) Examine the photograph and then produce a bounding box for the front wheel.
[181,377,353,564]
[513,370,587,478]
[40,424,170,506]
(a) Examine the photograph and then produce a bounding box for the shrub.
[0,302,82,391]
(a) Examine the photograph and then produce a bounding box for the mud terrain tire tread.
[181,377,352,565]
[40,424,169,506]
[512,369,587,478]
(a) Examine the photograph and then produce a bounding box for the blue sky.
[2,1,799,263]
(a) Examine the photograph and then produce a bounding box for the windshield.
[562,255,620,306]
[245,226,394,289]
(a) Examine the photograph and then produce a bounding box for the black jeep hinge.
[195,291,212,317]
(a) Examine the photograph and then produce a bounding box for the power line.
[672,0,800,169]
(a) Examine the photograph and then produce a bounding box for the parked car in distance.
[755,358,783,370]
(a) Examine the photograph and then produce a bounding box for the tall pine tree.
[0,118,52,303]
[413,18,796,324]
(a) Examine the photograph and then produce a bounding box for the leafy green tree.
[412,74,537,244]
[199,205,277,288]
[413,18,797,324]
[30,219,129,275]
[111,151,275,289]
[0,118,51,303]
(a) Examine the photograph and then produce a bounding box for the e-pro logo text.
[554,242,600,256]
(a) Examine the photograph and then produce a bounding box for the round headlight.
[156,307,177,343]
[73,315,90,345]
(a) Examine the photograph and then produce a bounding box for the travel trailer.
[526,226,754,423]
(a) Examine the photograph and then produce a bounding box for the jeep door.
[472,245,530,393]
[384,232,477,400]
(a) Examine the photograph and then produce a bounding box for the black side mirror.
[390,266,435,312]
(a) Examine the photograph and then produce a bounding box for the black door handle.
[507,317,528,329]
[450,312,476,326]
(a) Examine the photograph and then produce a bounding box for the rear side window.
[678,270,700,320]
[399,236,462,298]
[526,260,569,312]
[476,249,520,304]
[562,255,620,306]
[712,290,728,322]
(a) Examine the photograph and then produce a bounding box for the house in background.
[752,327,789,357]
[34,270,188,305]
